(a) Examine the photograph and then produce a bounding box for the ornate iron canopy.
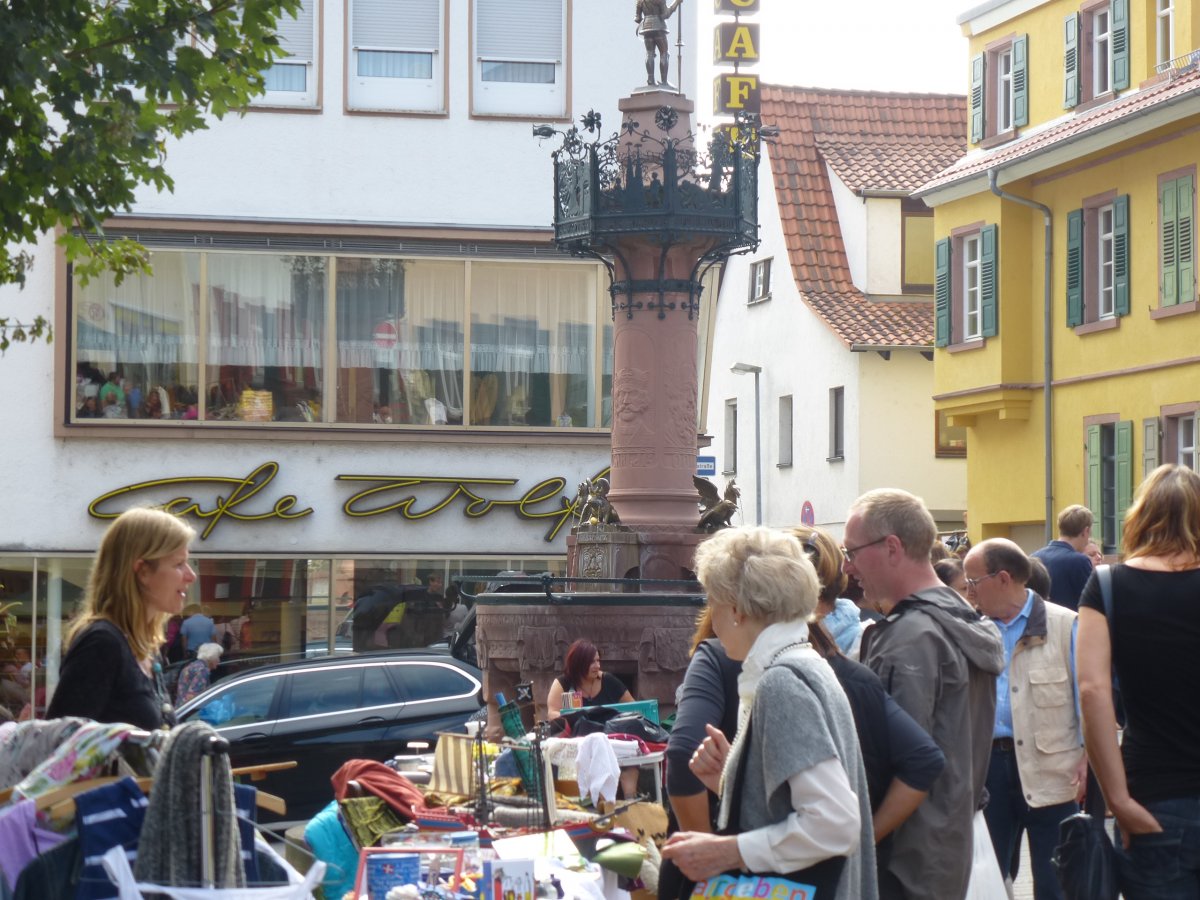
[536,108,762,318]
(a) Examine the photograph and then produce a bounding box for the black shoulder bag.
[1051,565,1118,900]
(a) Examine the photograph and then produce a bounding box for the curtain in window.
[208,254,325,369]
[76,252,200,365]
[471,263,595,426]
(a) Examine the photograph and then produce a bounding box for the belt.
[993,736,1016,751]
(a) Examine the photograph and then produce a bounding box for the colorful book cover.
[690,873,818,900]
[365,852,421,900]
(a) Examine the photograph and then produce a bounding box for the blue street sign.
[696,456,717,477]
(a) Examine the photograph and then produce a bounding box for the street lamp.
[730,362,762,525]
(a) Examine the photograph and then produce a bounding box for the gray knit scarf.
[133,721,246,890]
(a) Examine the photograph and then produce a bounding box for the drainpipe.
[988,169,1055,544]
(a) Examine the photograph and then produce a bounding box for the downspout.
[988,169,1055,544]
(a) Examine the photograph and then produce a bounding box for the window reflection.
[207,254,326,423]
[471,263,598,427]
[74,252,201,421]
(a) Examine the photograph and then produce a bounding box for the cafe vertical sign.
[713,0,761,117]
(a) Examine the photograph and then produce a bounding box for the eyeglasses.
[964,571,1000,591]
[840,535,890,562]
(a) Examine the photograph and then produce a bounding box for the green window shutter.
[1143,416,1161,479]
[980,224,999,337]
[970,54,986,143]
[1179,175,1195,304]
[1064,13,1081,108]
[935,238,952,347]
[1162,178,1179,304]
[1115,420,1133,550]
[1110,0,1130,91]
[1012,36,1029,128]
[1067,209,1084,326]
[1086,424,1102,539]
[1113,194,1130,316]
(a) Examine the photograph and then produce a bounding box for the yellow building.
[918,0,1200,553]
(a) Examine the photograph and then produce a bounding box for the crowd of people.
[16,460,1200,900]
[659,464,1200,900]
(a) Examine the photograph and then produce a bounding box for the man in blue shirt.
[966,539,1085,900]
[1031,505,1095,611]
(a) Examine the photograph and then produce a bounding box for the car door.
[183,672,282,771]
[384,661,483,751]
[268,662,402,818]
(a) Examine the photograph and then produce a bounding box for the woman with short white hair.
[174,642,223,706]
[661,526,878,900]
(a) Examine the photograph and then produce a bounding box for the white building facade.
[0,0,702,713]
[703,85,969,537]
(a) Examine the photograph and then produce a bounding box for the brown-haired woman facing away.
[1078,464,1200,899]
[48,508,196,730]
[789,526,867,658]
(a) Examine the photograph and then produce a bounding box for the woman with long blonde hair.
[48,507,196,729]
[1078,464,1200,898]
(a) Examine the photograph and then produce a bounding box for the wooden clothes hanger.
[27,773,287,819]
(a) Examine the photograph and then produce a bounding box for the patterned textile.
[13,721,144,801]
[0,717,90,790]
[173,661,210,706]
[338,796,405,849]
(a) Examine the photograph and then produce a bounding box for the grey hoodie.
[861,586,1004,900]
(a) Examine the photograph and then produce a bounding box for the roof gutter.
[988,168,1055,544]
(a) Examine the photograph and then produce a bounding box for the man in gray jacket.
[845,489,1004,900]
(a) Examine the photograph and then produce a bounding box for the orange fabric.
[330,759,427,822]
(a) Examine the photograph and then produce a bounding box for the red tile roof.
[919,68,1200,194]
[761,85,967,347]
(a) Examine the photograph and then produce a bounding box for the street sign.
[373,321,398,350]
[696,456,717,477]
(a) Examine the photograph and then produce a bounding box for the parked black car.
[175,651,484,819]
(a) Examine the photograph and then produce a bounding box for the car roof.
[177,650,482,716]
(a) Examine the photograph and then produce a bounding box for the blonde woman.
[48,508,196,730]
[662,526,877,900]
[1078,464,1200,898]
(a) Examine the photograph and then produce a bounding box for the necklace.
[768,639,810,666]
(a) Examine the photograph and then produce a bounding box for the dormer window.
[1064,0,1129,108]
[969,35,1027,145]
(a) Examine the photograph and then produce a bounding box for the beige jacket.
[1008,592,1085,807]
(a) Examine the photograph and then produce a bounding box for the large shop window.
[934,225,998,347]
[472,0,566,117]
[71,249,607,430]
[1085,419,1132,555]
[348,0,444,112]
[1,553,567,721]
[256,0,318,107]
[1066,194,1129,329]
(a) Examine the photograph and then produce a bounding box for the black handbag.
[1051,771,1118,900]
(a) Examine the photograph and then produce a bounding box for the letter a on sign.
[714,23,760,64]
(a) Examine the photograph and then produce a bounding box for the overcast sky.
[693,1,970,97]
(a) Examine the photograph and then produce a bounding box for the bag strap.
[1086,563,1114,822]
[1096,564,1113,620]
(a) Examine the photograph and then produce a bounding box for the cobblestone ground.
[1010,836,1034,899]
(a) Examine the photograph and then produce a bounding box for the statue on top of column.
[635,0,683,88]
